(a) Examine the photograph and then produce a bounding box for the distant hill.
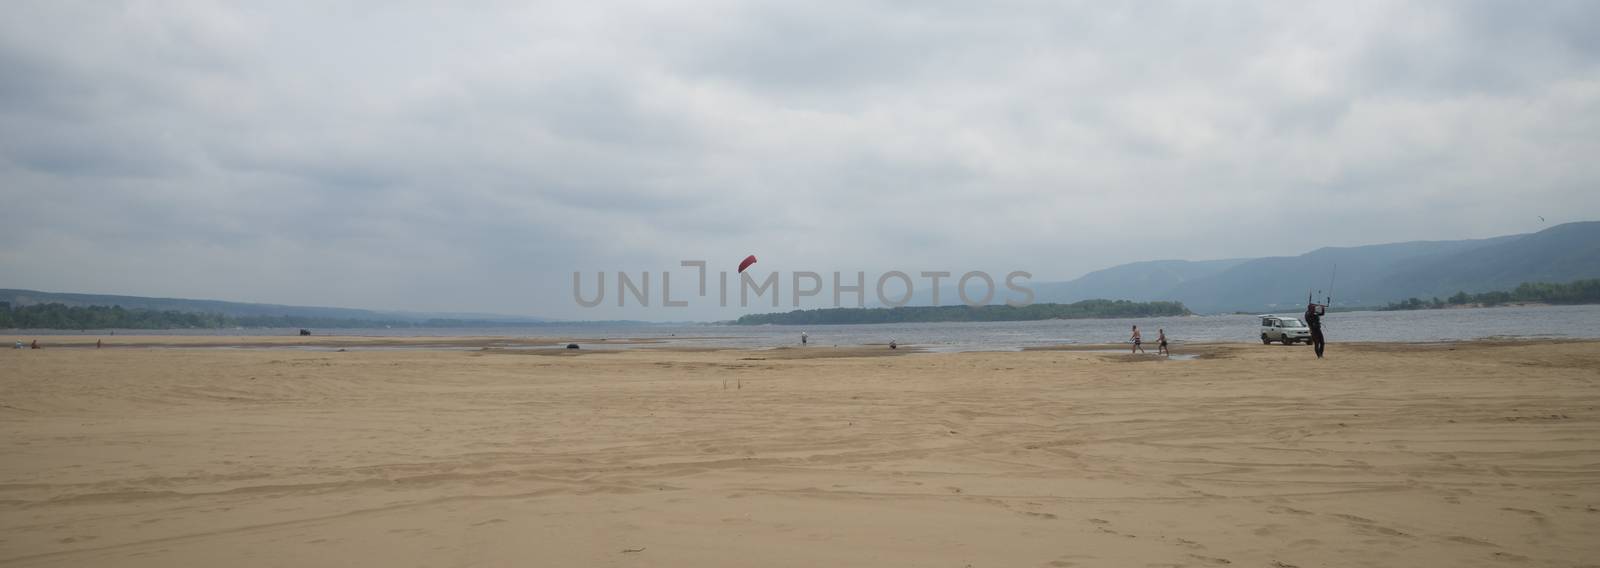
[1031,221,1600,313]
[736,300,1190,325]
[1376,221,1600,299]
[8,222,1596,323]
[1031,258,1250,304]
[890,258,1247,308]
[1148,235,1521,311]
[0,290,549,325]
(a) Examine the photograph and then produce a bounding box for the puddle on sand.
[1060,349,1201,361]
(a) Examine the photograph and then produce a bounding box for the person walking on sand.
[1305,301,1326,359]
[1157,329,1169,356]
[1130,325,1144,354]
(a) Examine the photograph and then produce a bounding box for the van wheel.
[1261,334,1271,345]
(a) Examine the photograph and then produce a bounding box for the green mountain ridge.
[1032,221,1599,312]
[7,222,1595,324]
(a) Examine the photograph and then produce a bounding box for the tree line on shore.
[7,279,1593,329]
[734,299,1191,325]
[1380,279,1600,311]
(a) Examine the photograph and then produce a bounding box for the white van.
[1259,315,1312,345]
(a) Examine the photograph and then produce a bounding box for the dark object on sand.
[1305,303,1326,358]
[566,343,580,350]
[889,340,897,350]
[299,329,312,336]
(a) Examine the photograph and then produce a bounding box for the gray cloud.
[2,1,1598,320]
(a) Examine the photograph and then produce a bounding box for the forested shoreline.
[734,299,1191,325]
[1380,279,1600,311]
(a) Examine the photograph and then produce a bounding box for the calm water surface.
[17,305,1600,352]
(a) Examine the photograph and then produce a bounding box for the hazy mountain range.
[1027,221,1600,312]
[5,222,1596,321]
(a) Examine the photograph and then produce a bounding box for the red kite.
[737,255,758,273]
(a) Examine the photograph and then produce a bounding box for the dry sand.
[1,338,1597,567]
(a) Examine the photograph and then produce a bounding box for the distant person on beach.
[30,339,40,350]
[97,339,102,349]
[1305,301,1326,358]
[12,340,20,349]
[889,339,897,350]
[1157,329,1169,356]
[801,331,808,345]
[1130,326,1144,354]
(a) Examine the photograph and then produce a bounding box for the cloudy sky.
[2,1,1597,320]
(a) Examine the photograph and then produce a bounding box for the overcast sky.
[2,1,1597,320]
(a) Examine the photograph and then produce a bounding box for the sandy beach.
[2,338,1597,567]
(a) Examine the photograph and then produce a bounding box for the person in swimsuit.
[1157,329,1169,356]
[1130,325,1144,354]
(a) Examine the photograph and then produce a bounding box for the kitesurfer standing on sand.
[1305,301,1326,358]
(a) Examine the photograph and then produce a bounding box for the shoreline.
[7,334,1596,356]
[7,334,1591,352]
[5,298,1598,336]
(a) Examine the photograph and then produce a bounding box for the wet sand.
[1,338,1597,567]
[9,335,686,350]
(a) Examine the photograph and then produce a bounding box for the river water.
[15,305,1600,352]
